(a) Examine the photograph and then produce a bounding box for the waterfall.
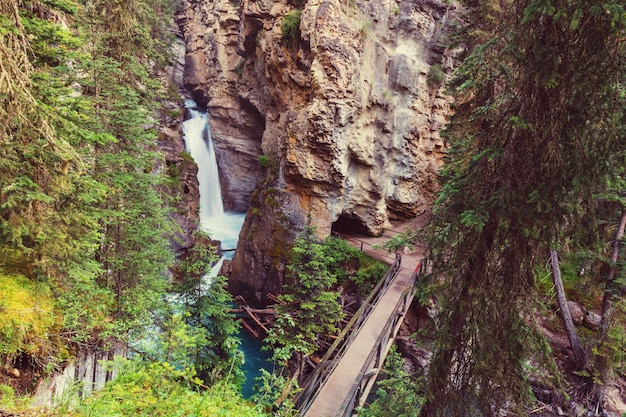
[182,100,224,219]
[182,100,245,259]
[182,100,270,398]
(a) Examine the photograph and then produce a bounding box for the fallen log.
[240,319,260,339]
[244,306,270,334]
[268,293,286,305]
[229,307,277,315]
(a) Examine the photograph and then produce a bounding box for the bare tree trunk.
[601,209,626,341]
[595,209,626,417]
[550,249,586,370]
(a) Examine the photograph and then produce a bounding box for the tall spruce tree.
[267,227,345,382]
[420,0,625,415]
[0,0,178,368]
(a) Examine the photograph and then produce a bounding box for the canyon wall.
[157,35,202,255]
[177,0,459,302]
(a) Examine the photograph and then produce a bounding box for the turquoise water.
[238,328,274,398]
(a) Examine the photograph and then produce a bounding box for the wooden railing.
[294,254,403,414]
[336,259,426,416]
[331,231,398,263]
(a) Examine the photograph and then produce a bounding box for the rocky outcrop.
[177,0,460,302]
[32,344,126,406]
[176,1,265,212]
[156,34,202,253]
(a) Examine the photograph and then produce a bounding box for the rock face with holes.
[177,0,460,302]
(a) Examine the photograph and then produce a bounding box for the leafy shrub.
[322,236,387,293]
[358,346,424,416]
[281,10,302,47]
[0,384,14,401]
[354,261,389,294]
[427,63,446,88]
[77,359,265,417]
[258,154,270,168]
[0,274,58,365]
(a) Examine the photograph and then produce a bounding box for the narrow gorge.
[2,0,625,414]
[176,0,460,304]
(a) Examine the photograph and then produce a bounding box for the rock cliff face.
[157,35,201,254]
[177,0,459,302]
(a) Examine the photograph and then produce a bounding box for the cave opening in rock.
[331,213,370,236]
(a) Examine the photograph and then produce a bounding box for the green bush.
[258,154,270,168]
[358,346,423,416]
[321,236,387,294]
[0,384,14,401]
[281,10,302,47]
[77,359,265,417]
[427,63,446,88]
[0,274,58,364]
[354,261,389,294]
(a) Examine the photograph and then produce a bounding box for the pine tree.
[267,227,345,382]
[420,0,625,415]
[0,0,179,369]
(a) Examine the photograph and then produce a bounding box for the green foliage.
[353,261,388,294]
[42,0,79,14]
[0,383,32,411]
[257,153,279,180]
[0,274,59,366]
[176,231,220,277]
[179,273,244,386]
[602,300,626,375]
[267,227,345,361]
[359,346,423,417]
[379,227,421,252]
[0,0,181,376]
[21,13,81,66]
[76,358,265,417]
[281,10,302,47]
[426,63,445,88]
[258,154,270,168]
[321,236,386,294]
[171,234,244,385]
[421,0,626,413]
[252,369,300,416]
[0,384,14,399]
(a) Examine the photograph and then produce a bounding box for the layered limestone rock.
[176,0,265,211]
[177,0,459,302]
[157,34,201,254]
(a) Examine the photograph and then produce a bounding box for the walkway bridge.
[294,232,426,417]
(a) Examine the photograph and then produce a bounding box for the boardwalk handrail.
[337,259,426,416]
[331,231,398,263]
[295,254,403,414]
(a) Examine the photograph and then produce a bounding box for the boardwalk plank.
[303,259,419,417]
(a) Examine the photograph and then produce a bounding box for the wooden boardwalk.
[302,254,422,417]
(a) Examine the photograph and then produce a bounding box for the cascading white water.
[182,100,271,398]
[182,100,224,219]
[182,100,245,259]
